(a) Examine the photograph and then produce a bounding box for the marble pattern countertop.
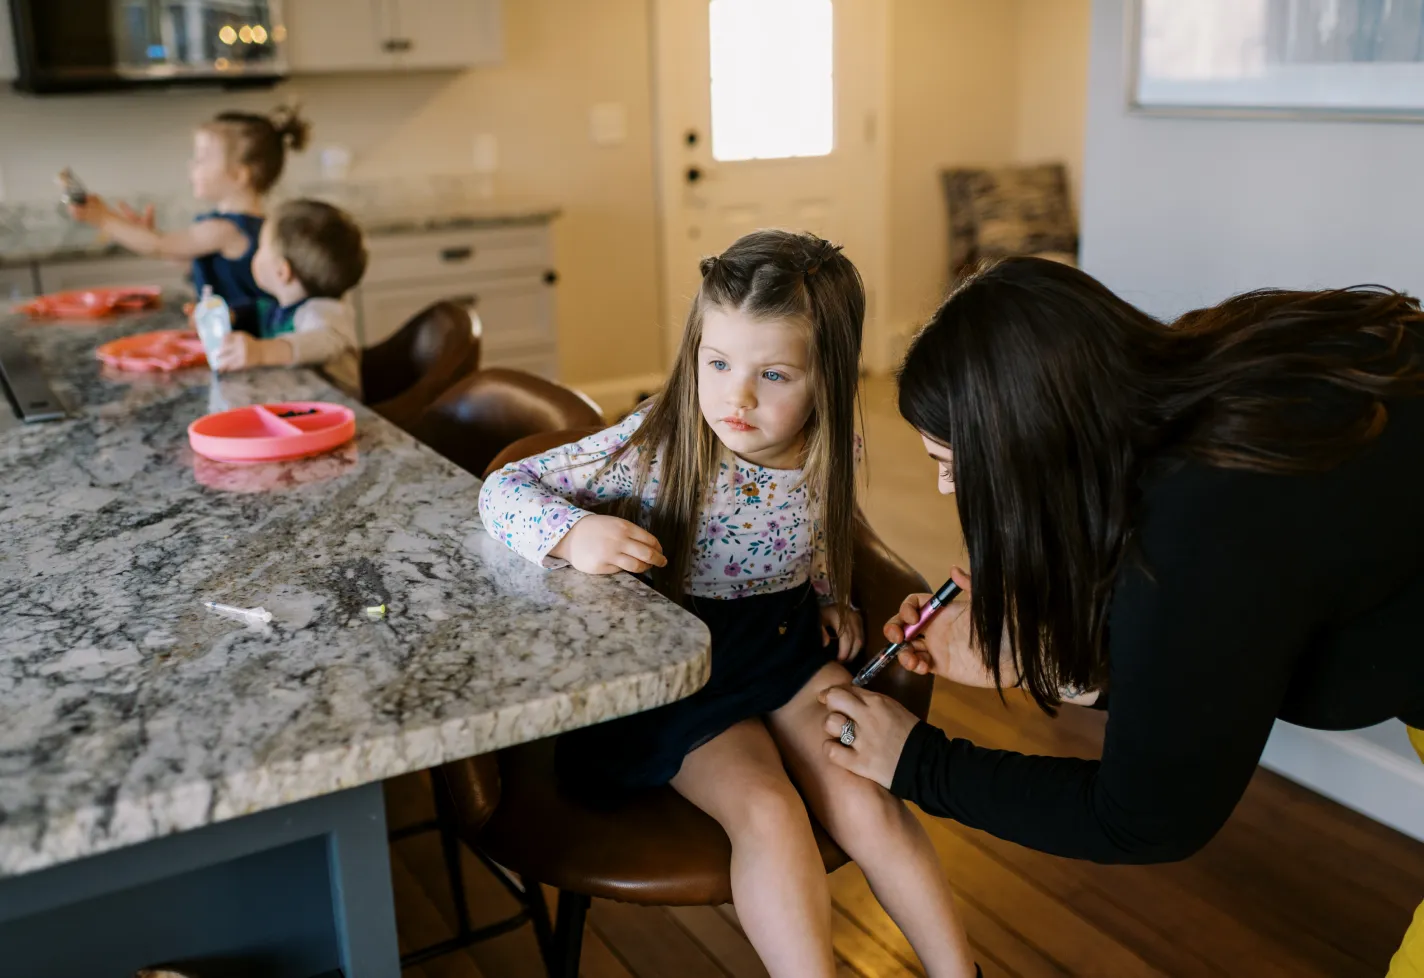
[0,191,561,267]
[0,309,708,878]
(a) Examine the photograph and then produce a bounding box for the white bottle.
[192,285,231,373]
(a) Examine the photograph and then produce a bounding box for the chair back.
[362,301,481,429]
[410,368,604,478]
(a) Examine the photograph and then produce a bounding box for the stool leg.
[550,891,590,978]
[432,779,472,938]
[524,878,557,971]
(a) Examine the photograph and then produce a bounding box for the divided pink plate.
[188,402,356,463]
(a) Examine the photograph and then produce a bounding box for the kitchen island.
[0,308,709,977]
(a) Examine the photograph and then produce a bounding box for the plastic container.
[188,402,356,463]
[192,285,231,371]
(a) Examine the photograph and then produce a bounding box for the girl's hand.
[550,515,667,575]
[820,605,863,662]
[883,565,1020,688]
[115,201,157,230]
[818,684,920,789]
[67,194,113,227]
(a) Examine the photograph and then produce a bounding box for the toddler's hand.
[214,332,264,372]
[66,194,112,227]
[551,515,667,576]
[820,605,864,662]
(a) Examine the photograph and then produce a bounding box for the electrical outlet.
[589,103,628,146]
[472,133,498,174]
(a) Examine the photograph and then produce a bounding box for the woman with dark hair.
[818,257,1424,973]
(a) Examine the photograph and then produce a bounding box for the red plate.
[188,402,357,463]
[96,330,208,372]
[19,285,163,319]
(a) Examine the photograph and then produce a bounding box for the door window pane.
[708,0,834,162]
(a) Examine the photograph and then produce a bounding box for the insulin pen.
[851,577,963,687]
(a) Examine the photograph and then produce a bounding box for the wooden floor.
[388,378,1424,977]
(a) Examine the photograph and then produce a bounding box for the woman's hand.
[883,565,1020,688]
[818,684,920,789]
[550,515,667,575]
[819,605,864,662]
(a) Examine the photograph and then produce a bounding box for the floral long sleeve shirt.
[477,410,837,603]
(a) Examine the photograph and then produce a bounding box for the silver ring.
[839,719,856,747]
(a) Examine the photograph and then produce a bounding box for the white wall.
[1081,0,1424,841]
[1013,0,1092,212]
[1081,0,1424,318]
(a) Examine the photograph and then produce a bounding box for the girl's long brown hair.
[898,257,1424,712]
[608,230,865,615]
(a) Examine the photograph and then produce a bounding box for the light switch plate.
[472,133,499,174]
[589,103,628,146]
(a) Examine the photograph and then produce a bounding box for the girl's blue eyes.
[705,360,789,383]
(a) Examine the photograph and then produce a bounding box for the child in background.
[480,230,978,978]
[68,106,309,333]
[213,199,367,397]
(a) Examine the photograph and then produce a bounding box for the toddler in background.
[69,106,309,333]
[213,198,367,397]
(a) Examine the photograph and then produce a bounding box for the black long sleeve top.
[891,396,1424,864]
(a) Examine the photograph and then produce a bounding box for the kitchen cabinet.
[356,224,558,379]
[36,256,191,296]
[284,0,502,74]
[0,265,36,300]
[0,1,15,82]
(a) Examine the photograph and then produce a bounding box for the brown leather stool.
[408,369,604,478]
[359,300,481,430]
[434,429,934,976]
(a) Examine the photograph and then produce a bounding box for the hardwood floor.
[389,377,1424,976]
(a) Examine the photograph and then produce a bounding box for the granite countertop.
[0,308,708,879]
[0,188,561,268]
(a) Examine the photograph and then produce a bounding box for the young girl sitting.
[479,230,977,978]
[68,106,309,334]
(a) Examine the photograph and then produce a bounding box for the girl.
[69,106,309,334]
[480,231,977,978]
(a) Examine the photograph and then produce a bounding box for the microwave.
[10,0,288,94]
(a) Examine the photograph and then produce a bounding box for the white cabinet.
[284,0,502,74]
[0,0,15,83]
[36,256,192,296]
[356,224,558,379]
[0,265,36,300]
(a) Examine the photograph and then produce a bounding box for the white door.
[653,0,889,370]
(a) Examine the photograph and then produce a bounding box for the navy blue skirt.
[555,582,831,805]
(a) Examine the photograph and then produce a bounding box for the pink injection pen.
[852,578,963,687]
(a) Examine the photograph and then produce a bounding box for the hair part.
[898,257,1424,713]
[203,104,310,193]
[271,199,368,298]
[606,230,865,616]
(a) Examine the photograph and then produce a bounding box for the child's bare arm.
[68,196,246,262]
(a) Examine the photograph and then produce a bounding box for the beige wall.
[0,0,664,386]
[884,0,1091,344]
[1013,0,1092,210]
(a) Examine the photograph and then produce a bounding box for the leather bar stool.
[432,429,935,976]
[407,368,604,478]
[359,300,482,431]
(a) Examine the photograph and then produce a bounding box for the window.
[708,0,834,162]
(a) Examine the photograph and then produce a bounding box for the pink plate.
[188,402,357,463]
[20,285,163,319]
[96,330,207,372]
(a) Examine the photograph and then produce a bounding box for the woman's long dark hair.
[898,257,1424,712]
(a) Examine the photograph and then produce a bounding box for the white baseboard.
[1260,721,1424,843]
[567,372,666,422]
